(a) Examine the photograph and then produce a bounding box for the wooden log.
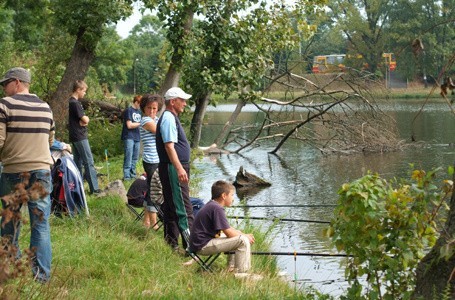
[79,98,123,122]
[233,166,271,188]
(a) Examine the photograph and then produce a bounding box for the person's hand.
[246,233,255,244]
[177,168,188,183]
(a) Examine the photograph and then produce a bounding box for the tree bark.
[214,98,247,147]
[48,28,96,136]
[158,6,194,97]
[190,92,211,148]
[413,169,455,299]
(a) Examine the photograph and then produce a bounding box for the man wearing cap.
[0,67,54,282]
[156,87,194,251]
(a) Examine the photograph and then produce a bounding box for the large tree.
[144,0,196,95]
[387,0,455,81]
[182,0,325,148]
[142,0,325,148]
[48,0,134,133]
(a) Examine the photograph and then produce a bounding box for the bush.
[327,168,451,300]
[87,118,123,160]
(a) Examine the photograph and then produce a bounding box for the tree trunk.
[158,63,180,96]
[413,169,455,299]
[189,92,211,148]
[48,28,96,136]
[158,6,194,97]
[214,98,247,147]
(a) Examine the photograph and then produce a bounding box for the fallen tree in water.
[214,70,403,156]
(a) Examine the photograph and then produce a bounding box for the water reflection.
[194,100,455,297]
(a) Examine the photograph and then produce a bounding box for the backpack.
[190,197,205,216]
[51,156,89,217]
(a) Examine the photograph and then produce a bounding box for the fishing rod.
[231,204,336,208]
[224,251,351,258]
[251,251,351,258]
[228,215,331,224]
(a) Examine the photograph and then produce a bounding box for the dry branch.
[220,68,402,155]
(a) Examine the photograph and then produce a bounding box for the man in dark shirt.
[156,87,193,251]
[68,80,100,194]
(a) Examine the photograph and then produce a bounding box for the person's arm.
[164,142,188,183]
[141,118,156,133]
[79,115,89,127]
[126,108,141,129]
[222,227,255,244]
[127,120,140,130]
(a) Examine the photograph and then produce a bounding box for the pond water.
[193,99,455,297]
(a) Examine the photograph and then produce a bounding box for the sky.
[115,1,299,39]
[116,4,151,39]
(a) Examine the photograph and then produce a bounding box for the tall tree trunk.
[189,92,211,148]
[413,167,455,299]
[48,28,96,137]
[158,7,194,96]
[214,98,247,147]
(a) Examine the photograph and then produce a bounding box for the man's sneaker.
[93,189,103,195]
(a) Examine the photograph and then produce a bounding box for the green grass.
[1,157,329,299]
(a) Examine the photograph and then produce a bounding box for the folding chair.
[126,202,145,222]
[185,248,221,273]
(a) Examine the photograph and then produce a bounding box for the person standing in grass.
[189,180,255,274]
[140,94,164,230]
[156,87,194,251]
[68,80,101,195]
[0,67,54,282]
[121,95,142,181]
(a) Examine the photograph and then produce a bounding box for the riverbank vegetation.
[0,156,330,299]
[327,167,454,299]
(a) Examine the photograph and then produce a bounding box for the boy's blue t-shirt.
[121,106,141,141]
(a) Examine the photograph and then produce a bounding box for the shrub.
[327,168,451,300]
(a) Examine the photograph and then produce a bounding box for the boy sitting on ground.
[189,180,255,274]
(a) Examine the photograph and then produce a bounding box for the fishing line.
[227,215,331,224]
[231,204,336,208]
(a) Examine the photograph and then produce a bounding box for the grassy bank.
[1,157,328,299]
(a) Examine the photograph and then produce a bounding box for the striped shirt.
[140,116,159,164]
[0,94,55,173]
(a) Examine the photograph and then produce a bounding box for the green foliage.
[92,27,132,89]
[327,169,451,300]
[387,0,455,80]
[183,1,323,101]
[52,0,134,47]
[87,118,123,160]
[122,15,166,94]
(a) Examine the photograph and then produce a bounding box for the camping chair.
[185,248,221,273]
[126,202,145,222]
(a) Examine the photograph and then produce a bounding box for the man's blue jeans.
[0,170,52,282]
[72,139,99,193]
[123,139,140,180]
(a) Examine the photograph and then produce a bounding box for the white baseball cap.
[164,87,192,100]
